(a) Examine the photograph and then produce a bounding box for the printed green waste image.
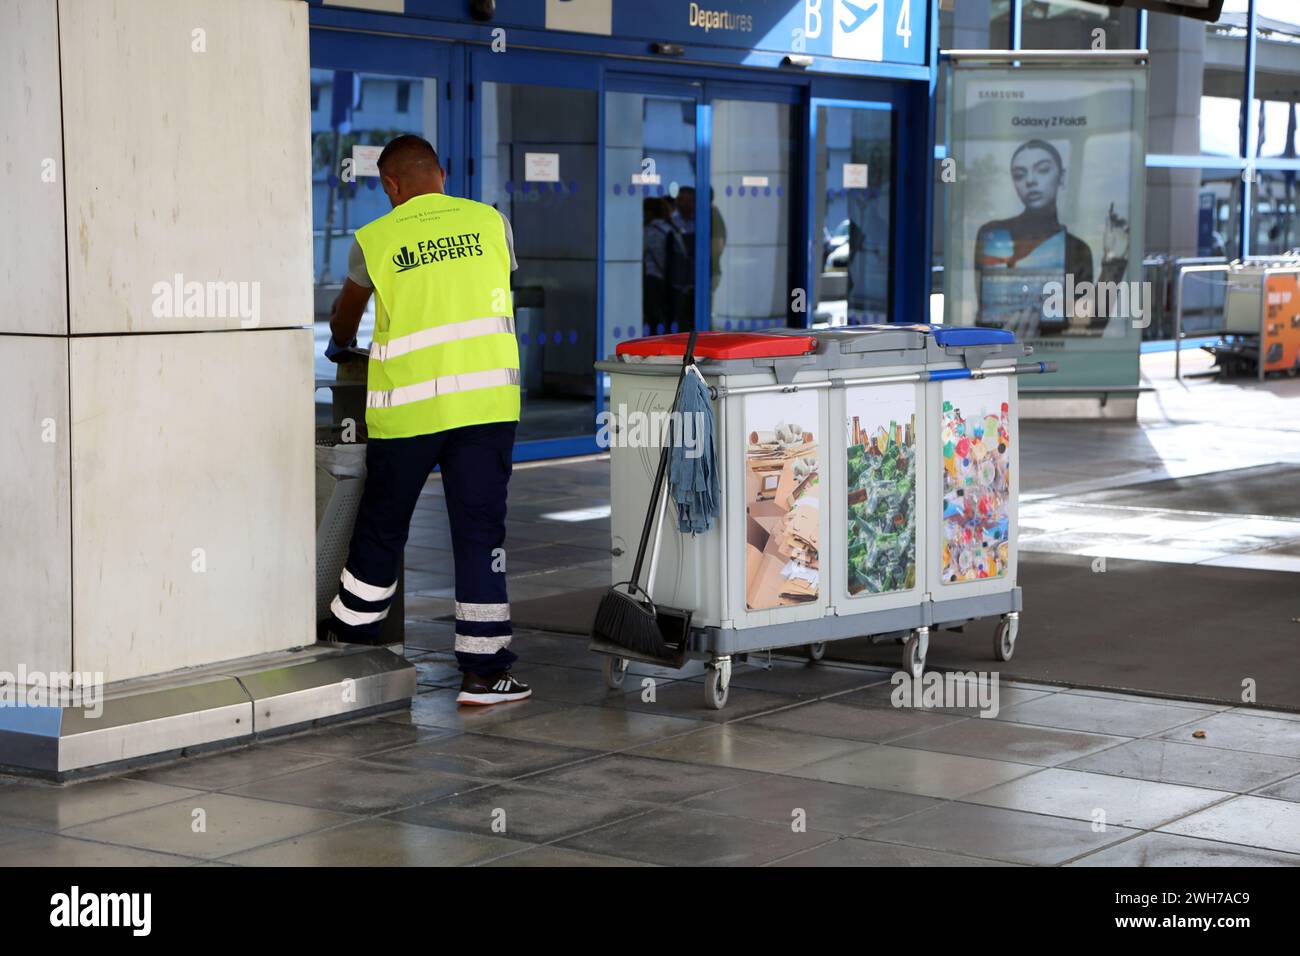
[846,412,917,595]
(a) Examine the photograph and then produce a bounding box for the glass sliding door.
[472,51,599,454]
[708,93,800,331]
[602,79,701,361]
[308,31,456,431]
[810,101,894,326]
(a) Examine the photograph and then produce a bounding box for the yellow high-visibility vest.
[355,192,520,439]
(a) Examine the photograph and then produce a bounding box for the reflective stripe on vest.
[367,366,521,410]
[370,315,515,363]
[355,193,520,439]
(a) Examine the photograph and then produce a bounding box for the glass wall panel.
[811,104,893,325]
[602,90,698,361]
[1020,1,1137,51]
[480,82,598,443]
[709,99,797,331]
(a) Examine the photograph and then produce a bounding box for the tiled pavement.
[1,642,1298,866]
[1,351,1297,867]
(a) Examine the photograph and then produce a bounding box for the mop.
[667,364,719,533]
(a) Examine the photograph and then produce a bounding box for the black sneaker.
[318,619,393,648]
[456,671,532,706]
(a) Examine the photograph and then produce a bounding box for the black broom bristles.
[591,588,673,659]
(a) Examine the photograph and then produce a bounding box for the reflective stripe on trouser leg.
[330,433,440,640]
[454,601,512,654]
[331,569,398,627]
[440,422,517,672]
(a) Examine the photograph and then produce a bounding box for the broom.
[591,330,699,659]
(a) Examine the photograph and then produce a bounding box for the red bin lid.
[615,331,817,360]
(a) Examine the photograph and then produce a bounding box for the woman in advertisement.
[974,138,1128,336]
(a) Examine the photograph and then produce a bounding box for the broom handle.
[645,470,669,595]
[630,329,698,590]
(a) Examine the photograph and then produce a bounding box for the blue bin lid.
[928,327,1017,348]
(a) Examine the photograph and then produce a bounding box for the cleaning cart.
[592,326,1054,709]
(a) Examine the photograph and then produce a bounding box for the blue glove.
[325,336,357,363]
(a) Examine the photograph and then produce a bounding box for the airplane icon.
[838,0,879,33]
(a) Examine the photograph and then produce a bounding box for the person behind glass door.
[642,196,679,333]
[668,187,697,331]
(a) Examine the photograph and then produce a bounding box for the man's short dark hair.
[1011,139,1064,174]
[377,134,441,177]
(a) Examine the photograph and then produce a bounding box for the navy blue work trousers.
[329,421,517,676]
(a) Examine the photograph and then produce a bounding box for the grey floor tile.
[482,704,710,751]
[1071,831,1300,867]
[509,632,602,670]
[525,753,762,804]
[389,688,571,733]
[1064,738,1300,792]
[0,823,33,848]
[270,717,451,760]
[624,657,708,681]
[510,662,626,705]
[684,776,941,835]
[389,782,651,842]
[127,745,332,792]
[1159,795,1300,855]
[1060,688,1233,711]
[687,660,883,698]
[745,700,964,743]
[770,837,1019,867]
[227,758,489,815]
[1227,707,1300,722]
[412,658,462,688]
[862,802,1137,866]
[482,845,653,867]
[0,832,202,867]
[963,768,1234,829]
[836,680,1053,717]
[600,679,793,723]
[0,778,202,832]
[787,745,1038,799]
[1255,772,1300,803]
[64,792,355,860]
[363,732,595,779]
[223,818,529,866]
[894,717,1125,767]
[631,724,866,774]
[994,693,1211,738]
[558,807,832,866]
[1155,711,1300,760]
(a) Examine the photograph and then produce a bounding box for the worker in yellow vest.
[324,135,530,706]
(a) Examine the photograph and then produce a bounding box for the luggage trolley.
[593,328,1053,709]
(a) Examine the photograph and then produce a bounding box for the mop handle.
[629,330,698,590]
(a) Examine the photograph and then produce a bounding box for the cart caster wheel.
[806,642,827,662]
[903,633,925,680]
[704,663,730,710]
[994,615,1018,662]
[602,656,628,690]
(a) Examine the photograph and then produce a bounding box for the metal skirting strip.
[0,644,415,780]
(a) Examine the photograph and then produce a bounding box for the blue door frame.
[308,8,939,462]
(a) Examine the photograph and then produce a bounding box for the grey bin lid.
[774,324,931,355]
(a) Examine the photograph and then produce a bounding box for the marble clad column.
[0,0,315,686]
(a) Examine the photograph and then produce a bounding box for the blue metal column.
[1239,0,1258,258]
